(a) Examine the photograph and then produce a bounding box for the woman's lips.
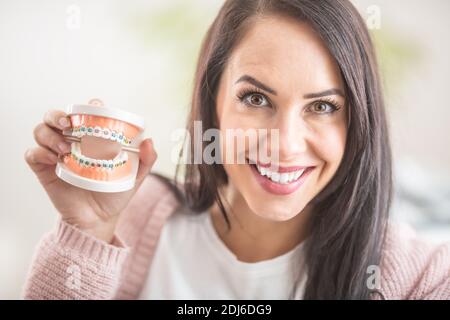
[249,162,315,195]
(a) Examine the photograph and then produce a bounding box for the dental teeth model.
[55,104,145,193]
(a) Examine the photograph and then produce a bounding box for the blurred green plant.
[371,27,423,99]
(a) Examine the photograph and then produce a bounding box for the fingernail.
[58,142,71,153]
[88,98,104,106]
[59,117,69,128]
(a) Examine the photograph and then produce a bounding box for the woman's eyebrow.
[235,75,277,95]
[235,74,345,98]
[303,88,345,99]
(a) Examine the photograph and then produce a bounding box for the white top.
[139,209,308,299]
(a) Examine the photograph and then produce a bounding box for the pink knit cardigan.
[22,175,450,300]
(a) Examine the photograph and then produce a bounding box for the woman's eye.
[310,101,337,114]
[244,93,269,107]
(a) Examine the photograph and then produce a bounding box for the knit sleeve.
[423,279,450,300]
[22,219,130,300]
[380,223,450,300]
[414,242,450,300]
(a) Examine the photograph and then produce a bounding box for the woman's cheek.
[314,124,347,177]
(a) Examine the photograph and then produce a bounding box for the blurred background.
[0,0,449,299]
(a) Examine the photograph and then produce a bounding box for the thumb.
[134,138,157,187]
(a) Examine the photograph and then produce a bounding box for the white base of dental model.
[55,160,139,193]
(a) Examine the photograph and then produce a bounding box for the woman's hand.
[24,101,157,243]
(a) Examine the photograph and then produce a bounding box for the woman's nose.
[272,114,308,161]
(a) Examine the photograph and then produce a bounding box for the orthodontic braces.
[70,143,128,170]
[71,125,132,146]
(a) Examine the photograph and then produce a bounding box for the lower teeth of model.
[256,165,305,184]
[71,143,128,170]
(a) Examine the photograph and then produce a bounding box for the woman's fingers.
[43,109,71,131]
[135,138,158,186]
[24,146,59,168]
[24,146,61,187]
[34,123,71,155]
[43,101,103,132]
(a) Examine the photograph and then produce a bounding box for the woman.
[24,0,449,299]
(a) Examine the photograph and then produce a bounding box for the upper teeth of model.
[71,126,132,146]
[256,164,306,184]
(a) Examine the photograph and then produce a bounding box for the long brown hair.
[163,0,392,299]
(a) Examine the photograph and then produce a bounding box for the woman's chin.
[248,203,305,222]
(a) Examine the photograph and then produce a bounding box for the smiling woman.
[23,0,449,301]
[215,14,348,222]
[180,0,385,299]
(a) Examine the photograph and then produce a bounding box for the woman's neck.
[209,184,311,263]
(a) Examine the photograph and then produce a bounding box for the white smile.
[255,164,307,185]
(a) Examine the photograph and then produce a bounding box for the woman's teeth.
[255,164,306,184]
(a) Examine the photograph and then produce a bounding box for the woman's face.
[216,15,347,221]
